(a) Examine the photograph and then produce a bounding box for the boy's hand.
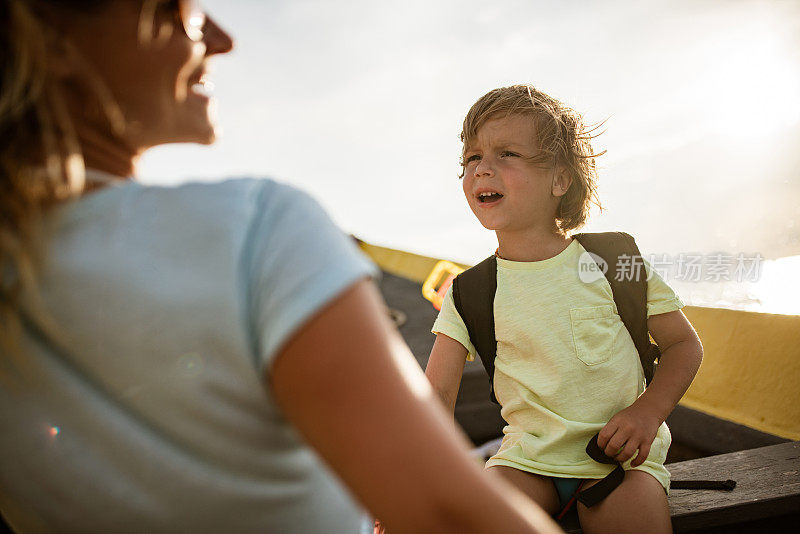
[596,401,663,467]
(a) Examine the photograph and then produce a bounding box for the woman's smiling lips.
[187,67,214,101]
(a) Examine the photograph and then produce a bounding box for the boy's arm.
[598,309,703,466]
[425,333,469,414]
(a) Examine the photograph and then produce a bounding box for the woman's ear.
[46,41,71,79]
[45,32,82,80]
[552,167,572,198]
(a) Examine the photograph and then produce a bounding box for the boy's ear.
[552,167,572,198]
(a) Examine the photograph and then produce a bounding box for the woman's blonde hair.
[459,84,604,233]
[0,0,104,353]
[1,0,178,359]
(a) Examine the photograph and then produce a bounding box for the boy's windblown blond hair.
[459,84,604,233]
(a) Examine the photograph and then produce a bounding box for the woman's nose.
[203,16,234,55]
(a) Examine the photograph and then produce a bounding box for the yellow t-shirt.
[431,239,684,493]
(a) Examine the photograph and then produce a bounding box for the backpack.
[452,231,661,404]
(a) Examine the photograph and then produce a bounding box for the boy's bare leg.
[486,466,560,516]
[577,470,671,534]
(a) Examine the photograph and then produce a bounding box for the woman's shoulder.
[57,176,318,229]
[135,176,311,214]
[46,177,340,273]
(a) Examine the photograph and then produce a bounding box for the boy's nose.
[474,158,493,177]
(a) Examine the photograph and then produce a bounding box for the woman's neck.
[495,227,572,262]
[79,130,140,180]
[69,99,141,181]
[82,151,137,181]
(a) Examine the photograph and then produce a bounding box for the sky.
[138,0,800,312]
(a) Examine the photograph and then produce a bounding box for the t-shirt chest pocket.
[569,304,623,365]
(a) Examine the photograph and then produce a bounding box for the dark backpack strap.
[578,432,736,506]
[575,433,623,506]
[573,232,661,385]
[670,479,736,490]
[452,255,499,404]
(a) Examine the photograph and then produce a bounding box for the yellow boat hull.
[359,240,800,440]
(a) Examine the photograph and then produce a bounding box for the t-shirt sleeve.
[244,181,378,375]
[644,259,684,317]
[431,286,477,361]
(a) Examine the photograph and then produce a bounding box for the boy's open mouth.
[477,192,504,204]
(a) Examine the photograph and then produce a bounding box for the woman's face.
[60,0,234,150]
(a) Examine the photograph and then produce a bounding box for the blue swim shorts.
[552,477,585,509]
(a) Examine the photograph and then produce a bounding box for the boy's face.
[462,114,564,236]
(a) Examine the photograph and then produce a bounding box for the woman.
[0,1,563,532]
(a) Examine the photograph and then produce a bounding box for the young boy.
[426,85,703,533]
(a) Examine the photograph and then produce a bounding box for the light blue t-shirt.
[0,176,376,533]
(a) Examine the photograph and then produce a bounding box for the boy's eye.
[465,154,481,163]
[500,151,519,158]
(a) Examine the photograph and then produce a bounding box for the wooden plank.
[668,441,800,531]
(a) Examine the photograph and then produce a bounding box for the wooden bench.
[560,441,800,533]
